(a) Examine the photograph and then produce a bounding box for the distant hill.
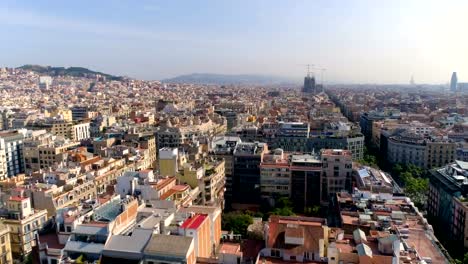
[162,73,296,85]
[17,65,123,80]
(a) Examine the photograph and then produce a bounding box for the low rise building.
[143,234,196,264]
[23,133,80,173]
[1,193,48,258]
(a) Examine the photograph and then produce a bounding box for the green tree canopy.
[222,212,253,236]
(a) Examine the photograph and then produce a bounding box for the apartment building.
[274,122,310,152]
[0,224,12,264]
[209,136,241,207]
[202,159,225,207]
[232,142,268,204]
[321,149,352,203]
[260,149,355,209]
[1,194,48,258]
[427,161,468,256]
[51,121,90,141]
[386,131,456,169]
[159,148,178,176]
[23,133,80,173]
[0,130,25,179]
[178,214,212,258]
[123,130,157,168]
[260,149,291,201]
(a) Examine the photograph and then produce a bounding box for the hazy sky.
[0,0,467,84]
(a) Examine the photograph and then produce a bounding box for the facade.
[260,150,323,210]
[427,161,468,255]
[51,121,91,141]
[456,143,468,162]
[45,108,73,122]
[30,177,97,217]
[124,131,157,168]
[274,122,310,152]
[453,196,468,250]
[1,194,48,258]
[290,154,323,210]
[23,133,80,173]
[360,110,400,146]
[0,130,25,179]
[178,214,212,258]
[159,147,178,176]
[260,149,291,201]
[387,131,456,169]
[307,134,364,160]
[209,136,241,207]
[260,149,355,209]
[321,149,352,203]
[203,160,225,207]
[387,133,427,168]
[0,224,12,264]
[232,142,268,204]
[426,140,457,169]
[156,117,226,149]
[70,106,90,121]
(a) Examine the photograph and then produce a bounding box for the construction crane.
[318,68,327,85]
[297,64,315,77]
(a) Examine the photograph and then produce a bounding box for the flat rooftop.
[181,214,207,229]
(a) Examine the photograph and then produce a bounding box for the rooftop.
[144,234,193,257]
[180,214,207,229]
[102,228,152,254]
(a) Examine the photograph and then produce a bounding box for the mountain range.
[17,65,123,80]
[162,73,297,85]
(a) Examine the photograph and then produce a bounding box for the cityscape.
[1,1,468,264]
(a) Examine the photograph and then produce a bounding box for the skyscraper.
[450,72,458,92]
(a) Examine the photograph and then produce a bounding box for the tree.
[222,212,253,236]
[400,170,429,209]
[454,253,468,264]
[269,197,295,216]
[358,146,379,168]
[305,205,321,217]
[392,164,403,175]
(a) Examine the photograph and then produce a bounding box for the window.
[270,249,280,257]
[0,236,4,244]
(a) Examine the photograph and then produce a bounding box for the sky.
[0,0,467,84]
